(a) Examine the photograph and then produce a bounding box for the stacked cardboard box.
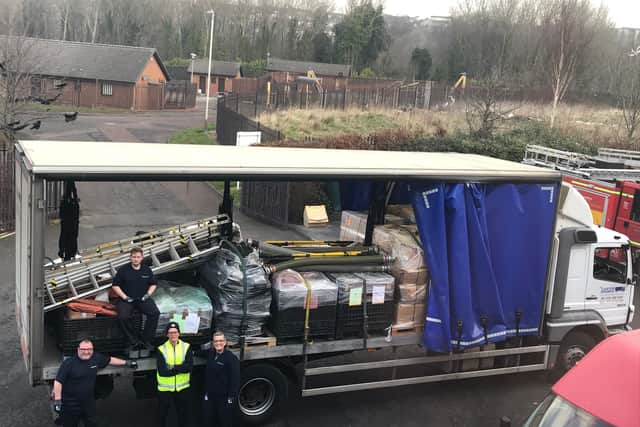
[339,211,413,243]
[372,224,428,331]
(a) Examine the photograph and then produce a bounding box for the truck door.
[585,246,632,326]
[562,246,590,312]
[613,183,640,248]
[15,157,31,373]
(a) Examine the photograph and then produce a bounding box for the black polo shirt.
[55,353,110,410]
[113,263,155,299]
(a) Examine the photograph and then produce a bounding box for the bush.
[259,122,596,223]
[241,59,267,78]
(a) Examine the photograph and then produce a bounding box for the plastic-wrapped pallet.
[330,272,395,338]
[270,270,337,339]
[153,280,213,336]
[354,272,395,303]
[198,247,271,343]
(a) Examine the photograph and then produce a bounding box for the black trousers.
[203,395,233,427]
[61,413,97,427]
[158,389,190,427]
[117,298,160,345]
[60,399,97,427]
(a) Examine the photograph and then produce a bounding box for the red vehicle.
[562,175,640,250]
[522,329,640,427]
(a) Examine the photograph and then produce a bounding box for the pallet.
[228,332,277,349]
[391,324,424,337]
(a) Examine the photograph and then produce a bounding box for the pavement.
[1,101,637,426]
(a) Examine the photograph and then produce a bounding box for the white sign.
[236,131,261,147]
[372,285,386,305]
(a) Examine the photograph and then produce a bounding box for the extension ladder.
[43,215,231,312]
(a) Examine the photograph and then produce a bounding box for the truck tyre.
[237,363,289,425]
[556,331,596,374]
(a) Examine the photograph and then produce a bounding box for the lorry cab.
[546,184,635,372]
[563,226,634,327]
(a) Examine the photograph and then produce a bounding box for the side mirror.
[500,416,512,427]
[633,274,639,287]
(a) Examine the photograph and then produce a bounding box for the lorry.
[14,140,636,424]
[524,144,640,251]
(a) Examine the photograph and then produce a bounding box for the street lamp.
[205,10,215,129]
[190,52,197,87]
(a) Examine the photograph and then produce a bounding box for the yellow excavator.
[447,72,467,105]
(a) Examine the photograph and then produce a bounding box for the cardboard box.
[415,284,427,304]
[397,283,417,303]
[66,310,97,320]
[340,210,368,242]
[392,266,428,285]
[413,303,425,324]
[303,205,328,227]
[394,303,415,324]
[386,205,416,223]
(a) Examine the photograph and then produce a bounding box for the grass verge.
[169,123,216,145]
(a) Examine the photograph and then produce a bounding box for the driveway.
[17,96,213,143]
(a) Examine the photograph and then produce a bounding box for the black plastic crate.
[335,301,394,339]
[269,306,336,340]
[59,315,141,355]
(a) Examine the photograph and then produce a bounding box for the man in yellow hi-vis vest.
[156,321,193,427]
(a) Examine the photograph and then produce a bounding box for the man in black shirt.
[202,331,240,427]
[112,247,160,350]
[52,339,136,427]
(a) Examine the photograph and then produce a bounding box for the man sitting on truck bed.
[112,247,160,351]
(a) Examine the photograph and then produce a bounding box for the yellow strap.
[302,277,312,343]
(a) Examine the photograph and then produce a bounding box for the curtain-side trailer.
[14,141,636,424]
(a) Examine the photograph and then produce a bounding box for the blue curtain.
[411,183,557,352]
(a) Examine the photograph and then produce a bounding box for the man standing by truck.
[52,339,136,427]
[156,321,193,427]
[112,247,160,350]
[202,331,240,427]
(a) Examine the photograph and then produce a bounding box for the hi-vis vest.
[157,340,191,392]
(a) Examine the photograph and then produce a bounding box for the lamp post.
[204,10,215,129]
[190,52,197,87]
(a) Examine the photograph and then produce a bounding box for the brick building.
[187,60,241,95]
[1,36,175,110]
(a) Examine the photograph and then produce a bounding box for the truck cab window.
[630,190,640,222]
[593,247,627,283]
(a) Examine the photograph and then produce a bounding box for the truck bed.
[39,331,423,381]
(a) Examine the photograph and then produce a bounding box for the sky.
[333,0,640,29]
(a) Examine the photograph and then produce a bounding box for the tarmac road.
[2,102,638,426]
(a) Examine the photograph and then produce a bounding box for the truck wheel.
[237,363,289,425]
[556,331,596,374]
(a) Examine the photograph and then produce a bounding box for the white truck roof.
[16,140,561,181]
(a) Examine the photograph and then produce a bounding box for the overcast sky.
[333,0,640,29]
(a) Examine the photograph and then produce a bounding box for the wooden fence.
[0,139,14,232]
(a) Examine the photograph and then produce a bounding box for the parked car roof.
[552,329,640,427]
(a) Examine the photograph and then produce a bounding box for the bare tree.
[0,35,64,140]
[617,56,640,147]
[464,75,520,137]
[540,0,610,127]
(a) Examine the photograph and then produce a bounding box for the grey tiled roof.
[0,36,169,83]
[266,57,351,77]
[187,59,240,77]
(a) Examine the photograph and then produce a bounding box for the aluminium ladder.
[523,145,640,181]
[43,214,231,312]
